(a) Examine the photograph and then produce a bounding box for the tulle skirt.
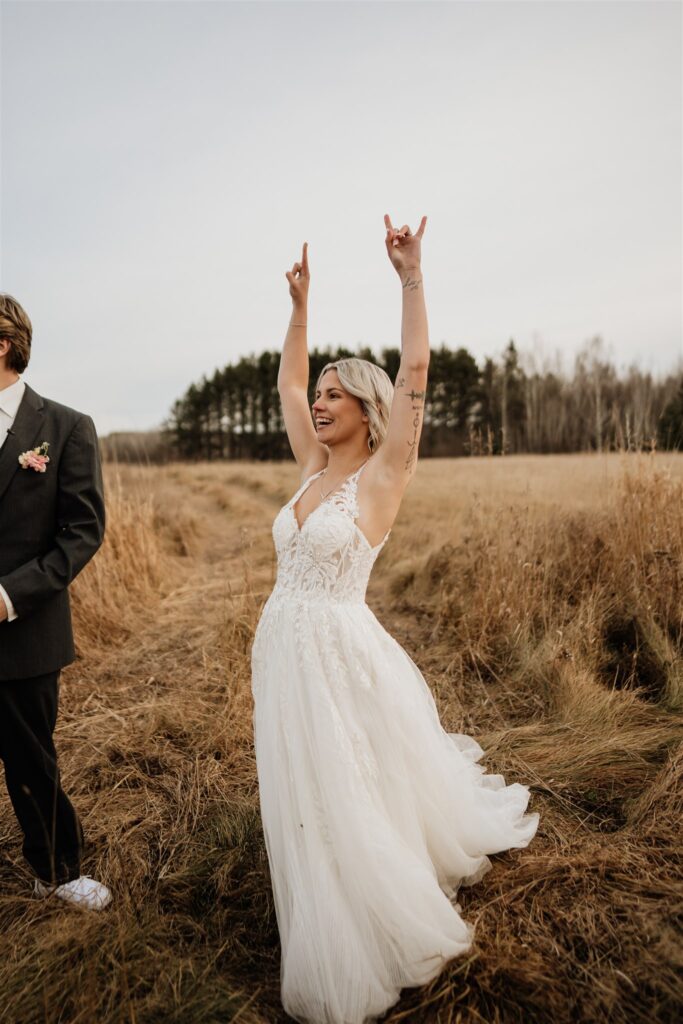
[251,591,540,1024]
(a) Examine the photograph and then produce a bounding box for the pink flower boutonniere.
[18,441,51,473]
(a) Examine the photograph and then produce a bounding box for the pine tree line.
[165,336,683,459]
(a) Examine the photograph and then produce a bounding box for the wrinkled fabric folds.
[251,464,539,1024]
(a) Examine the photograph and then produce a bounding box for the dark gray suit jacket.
[0,384,105,680]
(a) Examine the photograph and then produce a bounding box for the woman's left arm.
[374,215,430,482]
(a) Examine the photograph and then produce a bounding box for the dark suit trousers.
[0,671,84,884]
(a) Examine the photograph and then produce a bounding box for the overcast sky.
[1,0,681,435]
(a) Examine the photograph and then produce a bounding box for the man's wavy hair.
[0,294,32,374]
[315,357,394,453]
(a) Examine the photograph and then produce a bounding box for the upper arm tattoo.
[395,376,427,472]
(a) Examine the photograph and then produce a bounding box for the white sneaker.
[34,875,112,910]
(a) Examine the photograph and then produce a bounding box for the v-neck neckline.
[291,460,369,534]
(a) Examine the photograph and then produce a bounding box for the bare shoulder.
[297,451,329,487]
[355,450,415,542]
[362,449,414,503]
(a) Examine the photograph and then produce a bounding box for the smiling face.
[312,369,369,448]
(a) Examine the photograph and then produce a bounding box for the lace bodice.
[269,461,391,605]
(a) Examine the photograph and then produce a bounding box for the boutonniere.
[18,441,50,473]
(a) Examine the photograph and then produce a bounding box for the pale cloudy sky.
[1,0,681,435]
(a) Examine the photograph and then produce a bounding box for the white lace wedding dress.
[251,461,539,1024]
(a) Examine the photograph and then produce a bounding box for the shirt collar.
[0,377,26,420]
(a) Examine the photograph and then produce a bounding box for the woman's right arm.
[278,242,328,479]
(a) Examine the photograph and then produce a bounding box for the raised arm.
[374,214,430,482]
[278,242,327,478]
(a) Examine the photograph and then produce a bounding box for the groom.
[0,293,111,910]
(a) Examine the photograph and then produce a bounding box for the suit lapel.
[0,384,46,502]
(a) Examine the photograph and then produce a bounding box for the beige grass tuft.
[0,453,681,1023]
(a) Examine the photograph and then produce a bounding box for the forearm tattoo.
[401,272,422,292]
[396,377,426,471]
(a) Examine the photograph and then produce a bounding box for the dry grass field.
[1,453,682,1024]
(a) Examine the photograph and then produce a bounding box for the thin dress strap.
[328,458,370,518]
[345,457,391,548]
[349,458,371,490]
[289,468,326,508]
[354,459,370,482]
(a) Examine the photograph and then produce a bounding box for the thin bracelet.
[289,322,307,327]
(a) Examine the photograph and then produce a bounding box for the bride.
[250,214,540,1024]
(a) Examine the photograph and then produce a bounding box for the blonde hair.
[315,357,394,453]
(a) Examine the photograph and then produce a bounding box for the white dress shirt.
[0,376,26,622]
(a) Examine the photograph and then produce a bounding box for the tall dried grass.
[0,453,681,1024]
